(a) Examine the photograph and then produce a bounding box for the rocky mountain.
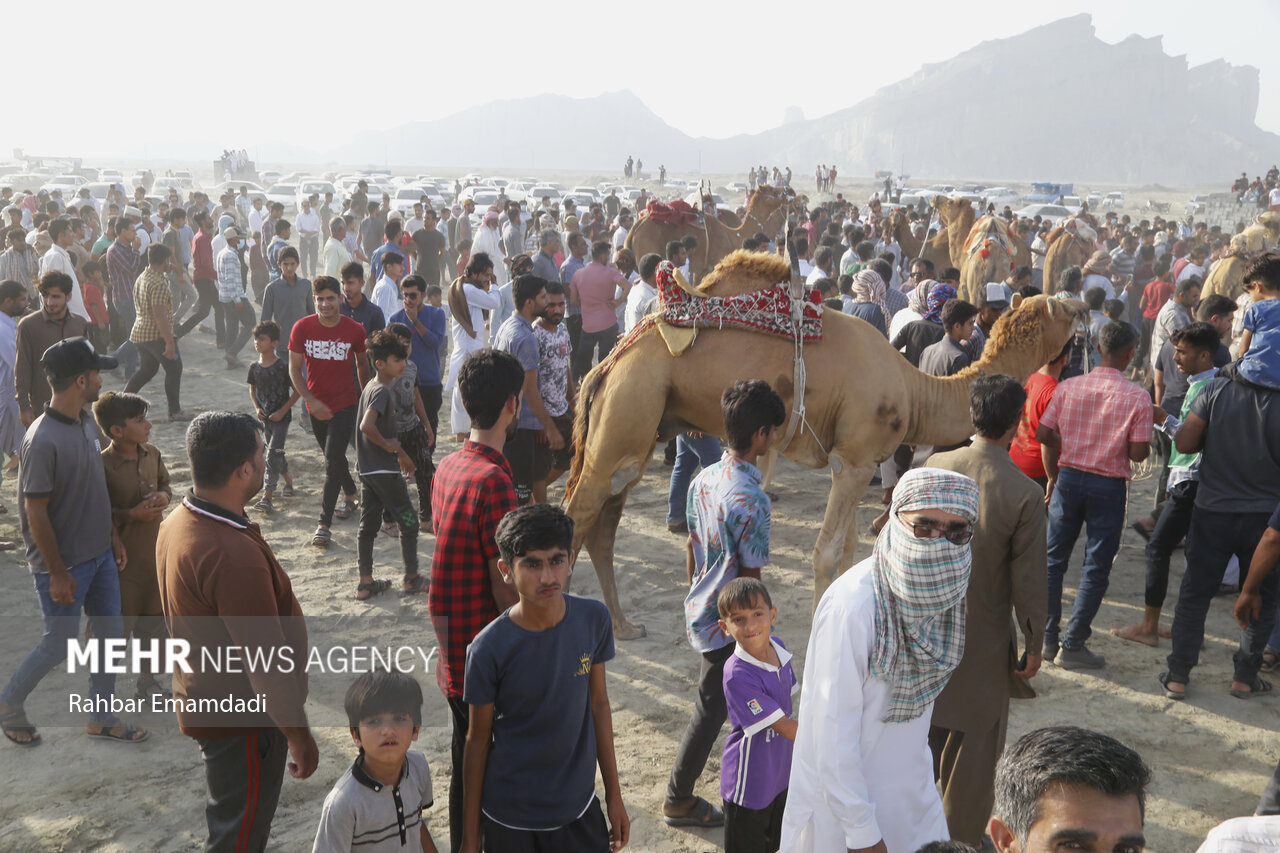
[326,15,1275,185]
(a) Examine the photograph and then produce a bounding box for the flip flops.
[312,527,332,548]
[662,796,724,828]
[87,721,149,743]
[335,499,357,521]
[356,579,392,601]
[1,709,40,747]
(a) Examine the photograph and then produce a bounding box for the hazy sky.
[7,0,1278,161]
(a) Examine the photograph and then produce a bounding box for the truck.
[1025,182,1074,204]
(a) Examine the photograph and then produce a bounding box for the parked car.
[390,185,444,216]
[152,176,187,197]
[40,174,89,196]
[265,183,299,213]
[569,186,602,204]
[259,170,283,187]
[97,168,123,183]
[172,169,195,187]
[528,185,563,205]
[983,187,1022,208]
[459,186,502,209]
[1101,191,1125,210]
[209,181,268,204]
[296,179,338,207]
[1185,195,1209,215]
[1013,203,1072,226]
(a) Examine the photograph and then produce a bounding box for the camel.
[960,216,1019,302]
[1042,217,1097,295]
[562,251,1086,638]
[931,196,976,271]
[1203,212,1280,300]
[625,184,793,280]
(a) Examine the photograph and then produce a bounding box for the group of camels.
[563,249,1087,639]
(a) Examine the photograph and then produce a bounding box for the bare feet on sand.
[1111,624,1173,646]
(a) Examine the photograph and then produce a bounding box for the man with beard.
[412,206,448,288]
[16,273,89,425]
[492,275,559,506]
[532,280,574,504]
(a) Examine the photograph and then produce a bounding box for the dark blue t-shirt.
[463,594,614,830]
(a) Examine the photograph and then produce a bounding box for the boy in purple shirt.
[718,577,797,853]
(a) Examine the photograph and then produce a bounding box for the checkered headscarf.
[870,467,980,723]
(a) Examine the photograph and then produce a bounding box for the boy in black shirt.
[247,321,298,514]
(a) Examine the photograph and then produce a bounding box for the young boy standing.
[461,504,629,853]
[717,577,796,853]
[386,322,435,532]
[355,330,424,600]
[248,321,298,514]
[94,390,172,700]
[313,671,439,853]
[664,379,786,828]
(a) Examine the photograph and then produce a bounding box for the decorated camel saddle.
[641,198,701,227]
[963,215,1018,259]
[610,252,823,364]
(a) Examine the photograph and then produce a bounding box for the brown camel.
[1203,213,1280,299]
[625,184,793,280]
[1042,218,1097,295]
[960,216,1018,302]
[562,251,1086,638]
[931,196,976,271]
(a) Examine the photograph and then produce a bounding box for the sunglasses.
[897,512,974,545]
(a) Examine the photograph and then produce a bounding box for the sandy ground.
[0,326,1276,853]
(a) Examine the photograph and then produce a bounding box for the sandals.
[1261,650,1279,673]
[662,796,724,827]
[281,484,296,497]
[403,573,428,595]
[1,708,41,747]
[87,720,149,743]
[356,579,392,601]
[312,527,332,548]
[382,522,400,538]
[1230,677,1273,700]
[1158,671,1187,701]
[335,499,357,521]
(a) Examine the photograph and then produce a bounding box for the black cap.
[40,337,118,380]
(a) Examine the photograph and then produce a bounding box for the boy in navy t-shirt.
[717,577,797,853]
[461,504,629,852]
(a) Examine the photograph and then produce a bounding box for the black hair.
[0,279,25,302]
[1104,299,1126,320]
[465,252,494,277]
[1175,276,1202,297]
[341,261,364,281]
[969,374,1026,439]
[495,503,575,566]
[38,271,73,296]
[1016,284,1041,299]
[857,240,878,262]
[92,390,150,437]
[313,275,341,296]
[716,576,773,618]
[48,219,70,242]
[344,670,423,730]
[940,266,961,283]
[681,235,697,251]
[399,274,425,293]
[1154,254,1172,277]
[512,274,547,310]
[386,322,412,339]
[665,240,684,261]
[1099,320,1139,356]
[1084,286,1106,310]
[543,279,565,297]
[186,411,262,488]
[591,240,611,260]
[253,320,280,342]
[147,243,171,266]
[1196,293,1237,321]
[1243,251,1280,293]
[722,379,786,452]
[911,843,977,853]
[869,258,893,283]
[1170,321,1220,354]
[382,251,404,268]
[367,329,407,364]
[384,220,401,240]
[941,298,978,332]
[274,219,291,236]
[1058,265,1083,294]
[278,246,299,264]
[458,349,524,429]
[993,726,1150,847]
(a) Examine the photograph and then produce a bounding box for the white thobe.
[0,312,20,455]
[472,224,507,285]
[445,283,501,434]
[781,558,950,853]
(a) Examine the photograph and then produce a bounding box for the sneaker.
[1056,645,1105,670]
[1043,639,1059,664]
[253,495,274,515]
[667,520,689,535]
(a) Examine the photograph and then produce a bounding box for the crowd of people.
[0,164,1279,853]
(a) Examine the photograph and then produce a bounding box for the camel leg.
[580,491,647,640]
[809,457,876,610]
[759,447,779,493]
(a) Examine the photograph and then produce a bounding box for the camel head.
[977,294,1087,375]
[1256,211,1280,246]
[931,195,973,224]
[747,184,793,216]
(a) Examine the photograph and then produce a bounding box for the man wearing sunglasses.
[925,375,1049,848]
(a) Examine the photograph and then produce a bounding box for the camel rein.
[778,270,828,458]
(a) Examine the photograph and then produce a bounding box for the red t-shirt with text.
[288,314,367,413]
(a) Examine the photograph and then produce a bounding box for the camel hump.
[696,250,792,297]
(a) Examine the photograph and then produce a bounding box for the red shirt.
[192,229,215,281]
[428,441,516,698]
[1142,278,1173,320]
[288,313,367,413]
[1009,372,1058,479]
[1039,367,1152,480]
[83,281,109,325]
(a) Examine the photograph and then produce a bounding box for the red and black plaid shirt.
[428,440,516,698]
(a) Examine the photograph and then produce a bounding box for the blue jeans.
[0,549,122,723]
[666,434,723,524]
[1045,467,1127,651]
[1166,508,1279,684]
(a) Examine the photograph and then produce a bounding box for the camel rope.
[778,276,828,457]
